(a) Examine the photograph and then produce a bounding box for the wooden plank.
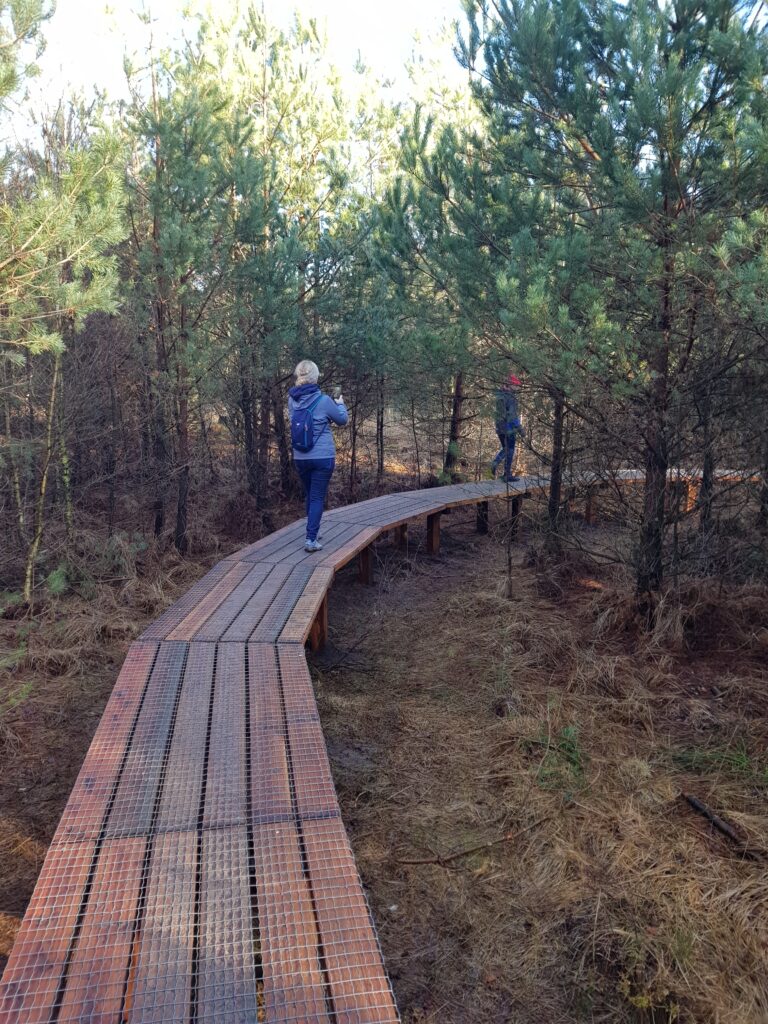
[197,827,258,1022]
[320,527,380,572]
[286,721,339,820]
[191,563,273,641]
[303,818,399,1023]
[250,565,314,643]
[249,645,292,824]
[166,561,253,641]
[248,644,283,735]
[236,520,306,560]
[125,831,196,1024]
[266,520,350,567]
[251,728,293,825]
[0,841,96,1024]
[240,522,312,565]
[106,643,187,838]
[254,823,331,1023]
[154,643,215,832]
[139,562,233,640]
[52,642,158,844]
[203,643,247,829]
[57,836,147,1021]
[277,646,322,724]
[221,563,293,642]
[279,567,334,645]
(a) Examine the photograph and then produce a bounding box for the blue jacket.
[495,388,522,436]
[288,383,349,460]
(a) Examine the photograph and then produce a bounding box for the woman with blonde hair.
[288,359,348,552]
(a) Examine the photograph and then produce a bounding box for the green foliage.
[0,590,23,616]
[0,679,32,709]
[532,723,587,796]
[672,741,768,787]
[44,563,69,596]
[0,0,51,106]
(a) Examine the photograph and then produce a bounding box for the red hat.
[507,373,522,388]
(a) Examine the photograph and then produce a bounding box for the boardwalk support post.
[427,512,441,555]
[510,496,522,540]
[584,487,598,526]
[476,501,489,535]
[685,479,698,513]
[308,593,328,652]
[358,544,374,585]
[398,523,408,549]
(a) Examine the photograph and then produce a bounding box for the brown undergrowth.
[315,520,768,1024]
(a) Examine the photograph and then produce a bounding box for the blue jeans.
[295,458,335,541]
[492,431,516,478]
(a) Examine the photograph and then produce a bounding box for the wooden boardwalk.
[0,479,545,1023]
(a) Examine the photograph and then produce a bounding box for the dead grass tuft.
[592,580,768,657]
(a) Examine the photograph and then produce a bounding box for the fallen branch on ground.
[682,793,765,860]
[396,817,551,867]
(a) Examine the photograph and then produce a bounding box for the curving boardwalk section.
[0,479,543,1024]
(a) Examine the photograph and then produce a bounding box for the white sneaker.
[304,539,323,552]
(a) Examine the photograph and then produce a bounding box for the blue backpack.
[290,394,324,452]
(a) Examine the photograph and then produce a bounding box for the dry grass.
[591,580,768,660]
[316,527,768,1023]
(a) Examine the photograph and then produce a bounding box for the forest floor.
[313,508,768,1024]
[1,497,767,1024]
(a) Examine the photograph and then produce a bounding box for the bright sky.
[18,0,468,125]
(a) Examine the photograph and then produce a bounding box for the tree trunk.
[348,394,359,502]
[57,365,74,542]
[758,429,768,532]
[257,382,271,506]
[443,371,464,479]
[199,403,218,483]
[698,387,715,535]
[3,372,25,548]
[239,351,259,498]
[107,358,118,538]
[637,213,673,597]
[272,382,294,497]
[174,391,190,553]
[24,355,60,605]
[410,397,422,485]
[150,380,169,539]
[547,387,565,538]
[174,310,190,555]
[376,374,385,483]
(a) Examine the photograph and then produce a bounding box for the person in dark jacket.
[288,359,348,552]
[490,373,524,481]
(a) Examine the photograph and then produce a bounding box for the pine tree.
[457,0,768,596]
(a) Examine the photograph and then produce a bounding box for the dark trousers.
[295,458,335,541]
[492,431,517,478]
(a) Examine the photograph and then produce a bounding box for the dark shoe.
[501,474,520,482]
